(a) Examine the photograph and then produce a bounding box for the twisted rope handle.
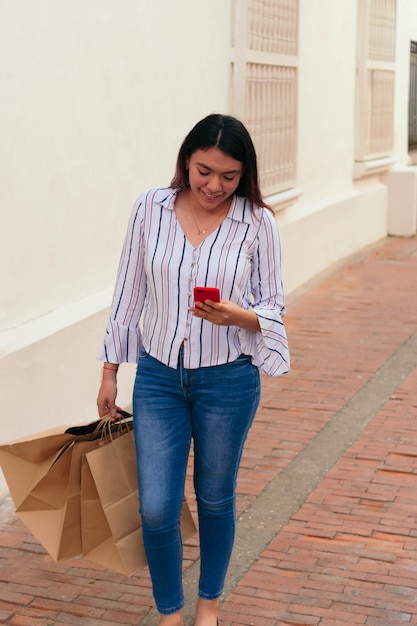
[95,411,134,442]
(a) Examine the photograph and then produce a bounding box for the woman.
[97,114,290,626]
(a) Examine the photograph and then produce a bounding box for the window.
[354,0,396,176]
[231,0,299,199]
[409,41,417,151]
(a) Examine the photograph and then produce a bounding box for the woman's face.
[186,147,243,212]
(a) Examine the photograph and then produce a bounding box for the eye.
[223,175,235,182]
[198,169,210,176]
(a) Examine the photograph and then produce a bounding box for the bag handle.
[65,410,133,440]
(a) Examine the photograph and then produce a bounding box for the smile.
[201,190,224,200]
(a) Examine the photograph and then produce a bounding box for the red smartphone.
[194,286,221,303]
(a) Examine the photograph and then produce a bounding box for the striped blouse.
[99,187,290,376]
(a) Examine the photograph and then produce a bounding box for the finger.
[97,398,117,419]
[107,403,118,419]
[111,406,124,421]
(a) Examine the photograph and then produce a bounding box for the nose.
[206,176,222,193]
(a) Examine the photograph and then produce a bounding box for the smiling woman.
[96,113,289,626]
[174,148,243,246]
[171,114,266,209]
[188,149,242,203]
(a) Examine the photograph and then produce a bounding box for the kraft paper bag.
[0,427,75,512]
[0,416,132,561]
[18,436,104,560]
[81,429,197,575]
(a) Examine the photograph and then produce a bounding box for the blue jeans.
[132,348,260,615]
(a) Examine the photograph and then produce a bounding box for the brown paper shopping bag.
[81,429,197,575]
[0,427,75,509]
[0,415,132,561]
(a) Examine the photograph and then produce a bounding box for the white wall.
[0,0,232,495]
[276,0,417,290]
[394,0,417,163]
[297,0,358,202]
[277,0,387,292]
[386,0,417,234]
[1,0,231,333]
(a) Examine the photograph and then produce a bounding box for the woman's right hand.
[97,370,122,419]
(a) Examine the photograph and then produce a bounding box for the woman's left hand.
[191,299,260,332]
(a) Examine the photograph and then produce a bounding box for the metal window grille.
[409,41,417,150]
[367,69,395,155]
[246,63,297,194]
[355,0,396,162]
[231,0,298,197]
[368,0,396,62]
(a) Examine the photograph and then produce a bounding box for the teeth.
[203,192,221,199]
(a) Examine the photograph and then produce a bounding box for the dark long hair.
[170,114,270,210]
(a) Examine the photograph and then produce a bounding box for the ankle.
[158,611,184,626]
[194,597,219,625]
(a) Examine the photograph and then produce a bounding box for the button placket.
[184,250,199,340]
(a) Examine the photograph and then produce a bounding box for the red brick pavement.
[1,235,417,625]
[221,364,417,626]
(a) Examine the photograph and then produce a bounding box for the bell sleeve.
[238,209,290,376]
[98,196,147,364]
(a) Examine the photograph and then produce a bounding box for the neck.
[186,192,231,236]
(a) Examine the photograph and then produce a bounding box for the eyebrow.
[196,161,242,175]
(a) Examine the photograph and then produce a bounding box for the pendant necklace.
[188,199,228,236]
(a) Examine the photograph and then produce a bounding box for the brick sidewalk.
[222,359,417,626]
[0,235,417,625]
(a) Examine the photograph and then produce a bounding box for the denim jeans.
[132,347,261,615]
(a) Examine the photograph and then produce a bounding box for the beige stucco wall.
[276,0,417,292]
[386,0,417,235]
[0,0,232,495]
[278,0,376,293]
[1,0,231,333]
[1,0,416,496]
[394,0,417,163]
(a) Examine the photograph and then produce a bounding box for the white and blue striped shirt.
[99,188,289,376]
